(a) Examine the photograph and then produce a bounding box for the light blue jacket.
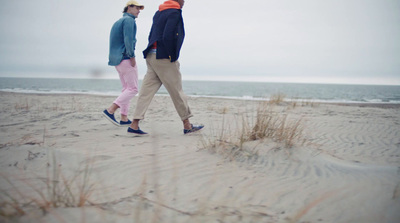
[108,13,137,66]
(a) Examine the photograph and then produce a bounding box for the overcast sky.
[0,0,399,85]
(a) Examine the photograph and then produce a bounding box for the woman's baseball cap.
[126,0,144,10]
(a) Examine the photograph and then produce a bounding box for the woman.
[102,0,144,126]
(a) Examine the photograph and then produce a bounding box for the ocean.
[1,77,400,104]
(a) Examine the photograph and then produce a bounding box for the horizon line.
[1,75,400,87]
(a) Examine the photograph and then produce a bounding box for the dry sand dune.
[0,92,399,223]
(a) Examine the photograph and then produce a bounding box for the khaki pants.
[133,53,193,121]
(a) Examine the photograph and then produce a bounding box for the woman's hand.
[130,57,136,67]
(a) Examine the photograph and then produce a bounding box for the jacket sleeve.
[162,11,180,61]
[123,18,137,58]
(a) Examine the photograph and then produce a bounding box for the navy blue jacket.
[143,8,185,62]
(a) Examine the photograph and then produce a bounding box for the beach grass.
[202,100,305,160]
[0,151,95,218]
[269,92,286,105]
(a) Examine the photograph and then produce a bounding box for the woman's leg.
[113,60,139,121]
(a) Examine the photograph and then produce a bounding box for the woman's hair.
[123,6,129,13]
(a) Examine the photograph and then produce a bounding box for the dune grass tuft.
[0,152,95,218]
[202,100,305,160]
[268,92,286,105]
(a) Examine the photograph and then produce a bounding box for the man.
[128,0,204,135]
[102,1,144,127]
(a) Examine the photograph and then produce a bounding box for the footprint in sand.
[89,155,114,162]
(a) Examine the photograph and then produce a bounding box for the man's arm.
[162,11,180,61]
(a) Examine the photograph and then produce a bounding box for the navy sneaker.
[102,109,120,126]
[120,120,132,126]
[127,127,148,135]
[184,124,204,134]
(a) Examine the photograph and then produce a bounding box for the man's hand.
[130,57,136,67]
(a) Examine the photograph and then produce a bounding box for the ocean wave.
[1,77,400,104]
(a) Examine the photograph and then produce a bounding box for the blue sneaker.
[102,109,120,126]
[184,124,204,134]
[127,127,148,135]
[120,120,132,126]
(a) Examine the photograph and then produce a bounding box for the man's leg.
[153,59,193,121]
[131,54,162,128]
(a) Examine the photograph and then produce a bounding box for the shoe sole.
[102,112,121,127]
[184,127,204,135]
[127,132,148,137]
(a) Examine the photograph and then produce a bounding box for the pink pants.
[113,59,139,116]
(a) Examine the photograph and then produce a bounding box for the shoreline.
[0,92,399,222]
[2,76,400,86]
[2,90,400,108]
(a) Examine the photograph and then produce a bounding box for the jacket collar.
[123,12,136,19]
[159,1,181,11]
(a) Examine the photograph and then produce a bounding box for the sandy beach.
[0,91,399,223]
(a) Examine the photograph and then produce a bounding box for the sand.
[0,91,399,223]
